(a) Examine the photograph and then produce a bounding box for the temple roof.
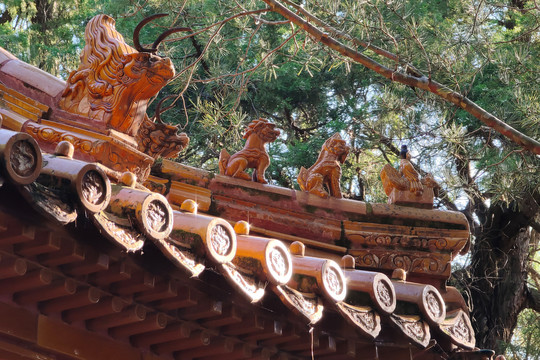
[0,126,475,360]
[0,40,487,360]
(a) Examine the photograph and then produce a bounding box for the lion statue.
[219,118,280,184]
[297,133,350,198]
[58,14,175,138]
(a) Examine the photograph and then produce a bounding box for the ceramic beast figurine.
[219,118,280,184]
[297,133,350,198]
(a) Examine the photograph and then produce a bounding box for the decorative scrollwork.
[25,122,101,154]
[377,281,393,308]
[210,225,232,256]
[390,314,430,347]
[221,263,265,302]
[147,200,168,233]
[154,239,205,277]
[10,140,37,178]
[93,212,145,251]
[289,291,317,313]
[22,183,77,224]
[269,246,288,279]
[392,255,413,270]
[451,316,472,342]
[81,170,107,205]
[349,234,458,253]
[354,310,376,330]
[352,250,451,277]
[360,252,380,267]
[426,290,443,319]
[439,310,475,349]
[23,122,153,180]
[336,302,380,338]
[404,320,428,342]
[275,285,323,324]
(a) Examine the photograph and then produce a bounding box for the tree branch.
[280,0,413,70]
[261,0,540,155]
[530,219,540,233]
[189,35,211,75]
[0,9,12,25]
[527,286,540,312]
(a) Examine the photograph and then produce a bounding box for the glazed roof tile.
[0,128,478,359]
[0,43,484,359]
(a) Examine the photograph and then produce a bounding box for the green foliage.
[508,309,540,360]
[509,240,540,359]
[0,0,101,77]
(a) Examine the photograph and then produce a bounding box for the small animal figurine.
[219,118,280,184]
[398,145,424,195]
[136,96,190,159]
[380,145,438,208]
[297,133,350,198]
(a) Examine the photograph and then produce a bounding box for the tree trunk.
[470,226,529,352]
[465,194,539,352]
